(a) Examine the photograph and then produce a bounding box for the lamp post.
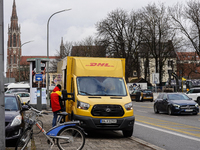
[18,40,34,82]
[46,9,71,104]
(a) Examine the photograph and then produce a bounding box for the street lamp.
[46,9,71,104]
[18,40,34,82]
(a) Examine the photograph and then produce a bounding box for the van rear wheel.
[122,127,133,137]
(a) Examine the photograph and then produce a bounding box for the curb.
[129,137,165,150]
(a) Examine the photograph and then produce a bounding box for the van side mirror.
[62,90,75,102]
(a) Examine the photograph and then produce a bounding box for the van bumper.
[73,114,135,130]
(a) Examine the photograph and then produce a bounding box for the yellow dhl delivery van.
[64,56,135,137]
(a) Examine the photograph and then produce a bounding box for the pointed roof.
[10,0,18,30]
[61,37,64,46]
[11,0,18,20]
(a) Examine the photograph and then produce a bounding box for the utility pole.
[0,0,5,149]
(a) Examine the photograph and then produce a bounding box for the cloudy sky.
[4,0,186,58]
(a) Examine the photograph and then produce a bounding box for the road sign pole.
[0,0,5,148]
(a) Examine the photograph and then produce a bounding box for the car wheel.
[193,112,198,115]
[154,104,159,113]
[168,106,173,115]
[197,97,200,105]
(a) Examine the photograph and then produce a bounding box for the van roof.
[7,83,30,89]
[71,57,125,77]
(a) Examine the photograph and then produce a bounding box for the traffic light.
[35,58,41,73]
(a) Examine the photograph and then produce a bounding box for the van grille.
[91,104,124,117]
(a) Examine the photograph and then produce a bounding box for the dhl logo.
[86,63,114,67]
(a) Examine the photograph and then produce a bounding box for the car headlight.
[173,104,180,108]
[195,103,199,108]
[125,102,133,110]
[11,115,22,126]
[77,100,90,110]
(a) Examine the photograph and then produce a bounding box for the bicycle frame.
[34,117,82,149]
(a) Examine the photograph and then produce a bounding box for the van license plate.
[100,119,117,124]
[185,109,193,112]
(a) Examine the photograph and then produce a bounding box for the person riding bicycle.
[50,84,63,127]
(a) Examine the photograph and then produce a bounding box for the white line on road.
[135,122,200,142]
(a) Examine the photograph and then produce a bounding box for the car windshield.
[5,96,18,111]
[168,94,190,100]
[77,77,127,96]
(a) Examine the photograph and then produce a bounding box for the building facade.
[6,0,21,79]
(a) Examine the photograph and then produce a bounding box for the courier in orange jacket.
[50,84,62,127]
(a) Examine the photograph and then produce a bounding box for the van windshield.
[77,77,127,96]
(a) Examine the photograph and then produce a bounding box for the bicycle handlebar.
[26,104,48,115]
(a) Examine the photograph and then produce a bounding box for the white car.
[15,92,30,103]
[185,87,200,105]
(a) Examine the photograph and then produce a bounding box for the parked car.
[154,93,199,115]
[15,92,30,104]
[5,88,29,94]
[185,87,200,105]
[130,89,153,102]
[5,94,27,147]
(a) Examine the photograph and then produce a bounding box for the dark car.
[154,93,199,115]
[130,89,153,102]
[5,94,27,147]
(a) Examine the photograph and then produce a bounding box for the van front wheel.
[122,127,133,137]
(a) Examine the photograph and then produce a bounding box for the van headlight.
[125,102,133,110]
[195,103,199,108]
[77,100,90,110]
[11,115,22,126]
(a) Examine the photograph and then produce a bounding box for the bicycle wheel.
[57,126,85,150]
[15,128,32,150]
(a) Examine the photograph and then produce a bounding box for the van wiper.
[79,91,92,95]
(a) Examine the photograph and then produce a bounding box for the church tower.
[6,0,21,79]
[60,37,66,57]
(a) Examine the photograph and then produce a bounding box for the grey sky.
[4,0,186,58]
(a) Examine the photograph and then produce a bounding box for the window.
[13,34,16,47]
[168,60,173,67]
[133,71,137,76]
[14,55,16,63]
[10,34,12,47]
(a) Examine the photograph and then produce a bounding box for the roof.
[20,56,60,65]
[139,40,176,58]
[176,52,200,61]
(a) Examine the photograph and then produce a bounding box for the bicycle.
[15,104,86,150]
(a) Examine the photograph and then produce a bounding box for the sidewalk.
[29,110,165,150]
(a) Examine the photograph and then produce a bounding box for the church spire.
[11,0,18,30]
[60,37,66,57]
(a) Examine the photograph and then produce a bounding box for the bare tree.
[140,3,178,85]
[13,63,29,82]
[169,0,200,56]
[50,41,73,72]
[96,9,144,81]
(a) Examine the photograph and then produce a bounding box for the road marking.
[136,110,148,113]
[135,115,200,138]
[135,122,200,142]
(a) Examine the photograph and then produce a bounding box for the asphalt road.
[133,101,200,150]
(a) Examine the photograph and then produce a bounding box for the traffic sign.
[35,74,43,81]
[152,73,160,84]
